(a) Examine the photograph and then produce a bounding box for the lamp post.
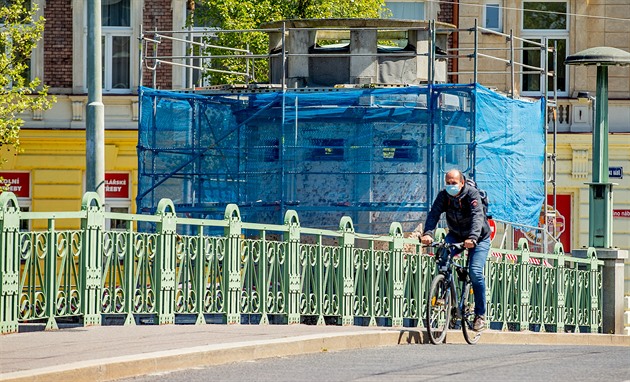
[566,47,630,334]
[86,0,105,203]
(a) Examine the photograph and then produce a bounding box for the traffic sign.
[488,218,497,242]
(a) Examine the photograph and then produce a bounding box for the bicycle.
[425,241,481,345]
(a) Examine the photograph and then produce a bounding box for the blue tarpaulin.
[137,83,545,232]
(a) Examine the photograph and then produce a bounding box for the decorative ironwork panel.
[200,235,226,314]
[299,243,320,318]
[19,231,48,320]
[102,231,128,314]
[372,249,391,318]
[320,245,341,317]
[263,240,287,315]
[352,247,372,319]
[129,233,157,314]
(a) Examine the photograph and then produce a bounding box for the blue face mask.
[445,184,461,196]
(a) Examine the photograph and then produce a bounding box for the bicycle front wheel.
[426,274,451,344]
[461,282,481,345]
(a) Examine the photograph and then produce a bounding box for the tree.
[0,0,54,160]
[190,0,389,85]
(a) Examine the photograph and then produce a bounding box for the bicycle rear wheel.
[461,282,481,344]
[426,274,451,344]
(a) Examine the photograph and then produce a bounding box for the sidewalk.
[1,323,628,382]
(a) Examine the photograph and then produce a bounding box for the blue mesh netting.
[137,83,544,233]
[474,85,545,228]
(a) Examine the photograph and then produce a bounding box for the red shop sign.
[105,173,130,199]
[613,209,630,219]
[0,172,31,198]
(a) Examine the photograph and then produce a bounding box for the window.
[307,139,344,161]
[108,206,129,230]
[385,1,425,20]
[382,139,418,162]
[483,2,502,31]
[521,1,568,96]
[100,0,131,92]
[523,1,567,30]
[522,38,566,94]
[262,138,279,162]
[445,126,468,167]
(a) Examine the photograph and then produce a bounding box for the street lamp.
[565,47,630,248]
[566,46,630,334]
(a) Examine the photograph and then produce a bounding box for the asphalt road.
[118,343,630,382]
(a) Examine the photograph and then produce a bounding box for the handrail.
[0,192,602,334]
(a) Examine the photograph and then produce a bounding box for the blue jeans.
[445,234,490,316]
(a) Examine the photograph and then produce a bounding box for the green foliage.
[191,0,389,85]
[0,0,54,157]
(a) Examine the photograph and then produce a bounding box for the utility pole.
[86,0,105,203]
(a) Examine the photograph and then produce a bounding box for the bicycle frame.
[426,241,481,344]
[435,246,470,324]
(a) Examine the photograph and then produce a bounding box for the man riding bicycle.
[420,169,491,332]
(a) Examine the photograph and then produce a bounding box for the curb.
[1,329,628,382]
[0,330,401,382]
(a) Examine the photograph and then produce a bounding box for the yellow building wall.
[549,133,630,293]
[1,129,138,230]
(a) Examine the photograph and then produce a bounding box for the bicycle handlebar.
[427,241,465,251]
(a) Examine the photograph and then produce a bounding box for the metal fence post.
[224,204,242,324]
[283,210,301,324]
[588,248,601,333]
[155,198,177,324]
[339,216,355,326]
[0,192,21,334]
[44,217,58,330]
[518,238,530,331]
[80,192,104,326]
[122,218,135,325]
[554,243,565,333]
[194,225,206,325]
[389,222,404,327]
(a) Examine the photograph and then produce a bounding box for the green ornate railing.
[0,192,603,334]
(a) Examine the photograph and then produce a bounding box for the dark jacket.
[422,182,490,243]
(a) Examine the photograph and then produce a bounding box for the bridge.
[1,190,629,382]
[1,323,628,382]
[0,189,605,332]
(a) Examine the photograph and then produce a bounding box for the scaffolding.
[137,20,558,244]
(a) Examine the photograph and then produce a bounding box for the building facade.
[1,1,629,289]
[453,1,629,291]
